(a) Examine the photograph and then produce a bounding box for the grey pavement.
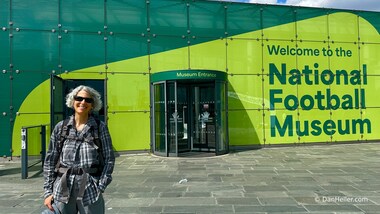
[0,143,380,214]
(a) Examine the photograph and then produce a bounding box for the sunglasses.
[74,96,94,103]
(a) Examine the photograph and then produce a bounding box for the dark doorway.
[50,75,106,132]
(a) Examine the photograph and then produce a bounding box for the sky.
[224,0,380,12]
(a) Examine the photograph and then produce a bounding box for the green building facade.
[0,0,379,157]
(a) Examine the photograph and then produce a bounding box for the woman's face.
[73,90,93,116]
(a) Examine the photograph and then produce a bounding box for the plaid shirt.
[43,116,115,206]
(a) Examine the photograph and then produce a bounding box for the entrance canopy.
[151,70,227,82]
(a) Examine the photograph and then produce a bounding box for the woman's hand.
[43,195,54,211]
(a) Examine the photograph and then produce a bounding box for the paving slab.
[0,143,380,213]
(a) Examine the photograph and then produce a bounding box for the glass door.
[191,83,216,152]
[153,82,167,156]
[151,77,228,157]
[50,75,65,133]
[176,84,190,153]
[167,82,178,156]
[215,81,228,155]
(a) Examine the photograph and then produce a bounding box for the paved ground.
[0,143,380,214]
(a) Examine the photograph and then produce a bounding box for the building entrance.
[151,70,228,157]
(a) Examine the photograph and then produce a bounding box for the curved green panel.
[359,11,380,35]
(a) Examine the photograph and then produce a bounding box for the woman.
[42,85,115,214]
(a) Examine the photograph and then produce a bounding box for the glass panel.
[226,4,261,39]
[177,84,190,153]
[149,1,187,36]
[107,1,147,34]
[0,73,10,110]
[189,1,225,38]
[265,109,298,145]
[228,75,262,110]
[361,107,380,141]
[61,0,104,32]
[61,32,105,72]
[107,73,149,111]
[0,114,11,156]
[0,0,9,77]
[262,5,296,41]
[363,75,380,108]
[192,84,215,151]
[12,71,49,114]
[296,7,328,42]
[263,39,297,75]
[328,12,358,43]
[12,0,58,30]
[189,38,226,71]
[361,43,380,108]
[358,11,380,43]
[0,30,9,71]
[215,81,227,154]
[227,38,261,75]
[228,109,263,147]
[0,0,8,27]
[330,108,362,142]
[0,72,10,156]
[12,31,58,72]
[149,35,188,72]
[167,82,177,156]
[108,112,150,151]
[297,108,333,143]
[153,83,166,154]
[107,34,148,71]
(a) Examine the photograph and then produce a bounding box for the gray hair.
[65,85,103,112]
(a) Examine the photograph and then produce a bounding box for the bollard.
[21,128,28,179]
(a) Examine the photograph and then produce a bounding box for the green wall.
[0,0,379,156]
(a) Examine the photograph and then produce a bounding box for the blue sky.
[222,0,380,12]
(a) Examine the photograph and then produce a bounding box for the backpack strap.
[91,118,104,176]
[55,118,70,173]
